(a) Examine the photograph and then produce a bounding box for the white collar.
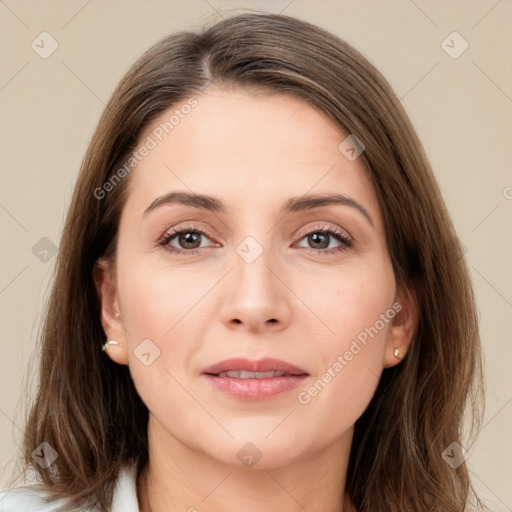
[111,464,140,512]
[0,464,140,512]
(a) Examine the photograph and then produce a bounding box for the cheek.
[294,345,382,456]
[295,302,393,449]
[292,261,394,424]
[117,253,215,341]
[114,252,221,404]
[297,257,396,344]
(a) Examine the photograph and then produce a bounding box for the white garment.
[0,464,139,512]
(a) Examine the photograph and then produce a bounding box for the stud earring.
[393,348,403,360]
[102,340,119,352]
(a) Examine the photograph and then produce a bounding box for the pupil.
[310,233,329,249]
[179,232,201,249]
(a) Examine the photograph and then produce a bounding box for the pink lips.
[202,357,309,400]
[202,357,308,376]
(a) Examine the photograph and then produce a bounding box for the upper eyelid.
[294,223,351,240]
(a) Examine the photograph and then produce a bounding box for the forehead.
[125,88,381,224]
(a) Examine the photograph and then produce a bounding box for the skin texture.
[94,88,417,512]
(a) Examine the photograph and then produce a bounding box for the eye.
[293,225,353,255]
[158,223,353,256]
[158,224,217,255]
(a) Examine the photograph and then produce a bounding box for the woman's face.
[96,88,414,469]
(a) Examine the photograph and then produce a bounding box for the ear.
[93,257,129,365]
[383,283,418,368]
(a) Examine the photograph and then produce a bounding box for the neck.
[137,415,355,512]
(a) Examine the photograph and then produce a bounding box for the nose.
[219,244,292,334]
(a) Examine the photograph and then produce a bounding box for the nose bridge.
[219,229,291,331]
[233,233,280,305]
[231,212,279,286]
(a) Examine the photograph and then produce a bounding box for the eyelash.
[157,223,353,256]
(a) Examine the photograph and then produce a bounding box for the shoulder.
[0,484,77,511]
[0,464,139,512]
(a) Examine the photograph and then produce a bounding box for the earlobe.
[101,339,128,365]
[393,347,404,360]
[383,285,418,368]
[93,257,129,365]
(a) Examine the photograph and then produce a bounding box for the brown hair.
[12,12,484,512]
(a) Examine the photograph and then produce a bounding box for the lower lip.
[203,374,308,400]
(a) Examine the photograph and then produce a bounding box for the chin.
[200,431,314,471]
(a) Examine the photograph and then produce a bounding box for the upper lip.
[202,357,308,376]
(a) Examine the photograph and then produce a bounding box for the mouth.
[202,357,309,400]
[211,370,297,378]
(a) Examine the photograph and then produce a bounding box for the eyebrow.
[143,191,374,227]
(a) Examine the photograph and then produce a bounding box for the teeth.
[217,370,286,379]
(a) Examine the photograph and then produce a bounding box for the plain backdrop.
[1,0,511,510]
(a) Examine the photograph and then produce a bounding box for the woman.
[0,12,484,512]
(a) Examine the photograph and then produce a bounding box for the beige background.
[1,0,511,509]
